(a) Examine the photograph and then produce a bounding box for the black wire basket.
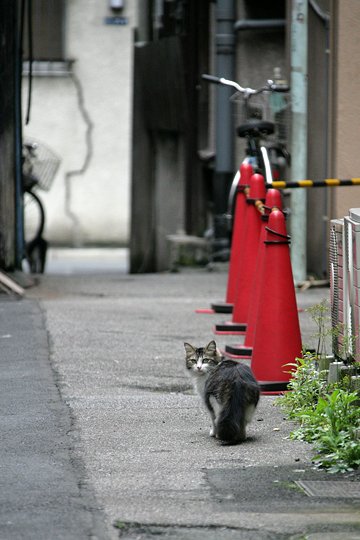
[232,90,291,145]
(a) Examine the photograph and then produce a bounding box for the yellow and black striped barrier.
[266,178,360,189]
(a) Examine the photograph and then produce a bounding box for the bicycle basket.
[233,90,291,144]
[23,137,61,191]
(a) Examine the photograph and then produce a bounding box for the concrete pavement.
[1,261,360,539]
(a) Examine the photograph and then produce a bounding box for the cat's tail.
[215,380,250,445]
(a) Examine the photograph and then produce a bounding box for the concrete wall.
[234,2,287,170]
[330,0,360,219]
[154,133,186,270]
[22,0,135,246]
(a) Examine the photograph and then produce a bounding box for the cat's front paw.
[209,427,216,437]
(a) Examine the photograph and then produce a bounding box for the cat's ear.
[184,342,195,356]
[205,340,221,360]
[205,340,217,354]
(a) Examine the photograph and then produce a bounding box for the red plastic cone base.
[250,210,302,388]
[259,382,291,394]
[213,321,247,335]
[220,348,251,363]
[211,302,233,314]
[225,342,253,358]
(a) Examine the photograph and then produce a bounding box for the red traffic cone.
[225,189,283,358]
[214,173,266,334]
[211,162,254,314]
[250,209,302,393]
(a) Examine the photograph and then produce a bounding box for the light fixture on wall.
[104,0,128,25]
[109,0,124,13]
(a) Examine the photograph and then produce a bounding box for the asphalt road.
[1,267,360,539]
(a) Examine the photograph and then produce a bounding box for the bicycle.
[22,138,60,273]
[202,72,291,239]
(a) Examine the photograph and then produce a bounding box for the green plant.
[305,299,332,359]
[277,352,327,418]
[277,300,360,473]
[282,385,360,473]
[338,325,358,362]
[311,389,360,473]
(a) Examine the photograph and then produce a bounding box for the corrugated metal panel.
[329,219,345,359]
[330,210,360,361]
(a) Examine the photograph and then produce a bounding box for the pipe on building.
[290,0,308,283]
[213,0,236,256]
[136,0,151,43]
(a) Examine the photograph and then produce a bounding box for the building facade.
[1,0,359,277]
[22,0,135,247]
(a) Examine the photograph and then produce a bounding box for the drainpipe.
[290,0,308,283]
[136,0,150,43]
[213,0,236,259]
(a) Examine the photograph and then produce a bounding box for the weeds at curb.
[276,300,360,474]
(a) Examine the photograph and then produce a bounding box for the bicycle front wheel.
[23,189,45,244]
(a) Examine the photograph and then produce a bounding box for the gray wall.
[130,37,187,272]
[22,0,135,247]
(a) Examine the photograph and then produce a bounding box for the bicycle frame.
[22,143,47,273]
[202,73,290,260]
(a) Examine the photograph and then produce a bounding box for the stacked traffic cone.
[211,162,254,314]
[215,173,266,334]
[225,189,283,358]
[250,209,302,393]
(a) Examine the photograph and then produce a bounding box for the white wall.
[22,0,135,246]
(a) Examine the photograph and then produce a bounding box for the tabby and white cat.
[184,340,260,444]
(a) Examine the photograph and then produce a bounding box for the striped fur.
[184,341,260,444]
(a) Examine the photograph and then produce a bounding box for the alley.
[1,268,360,539]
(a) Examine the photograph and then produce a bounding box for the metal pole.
[213,0,236,259]
[136,0,150,43]
[290,0,308,283]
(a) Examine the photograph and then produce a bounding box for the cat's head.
[184,340,221,378]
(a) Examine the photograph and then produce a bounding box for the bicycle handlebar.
[202,74,290,95]
[202,74,222,84]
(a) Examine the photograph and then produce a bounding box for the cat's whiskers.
[184,340,260,445]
